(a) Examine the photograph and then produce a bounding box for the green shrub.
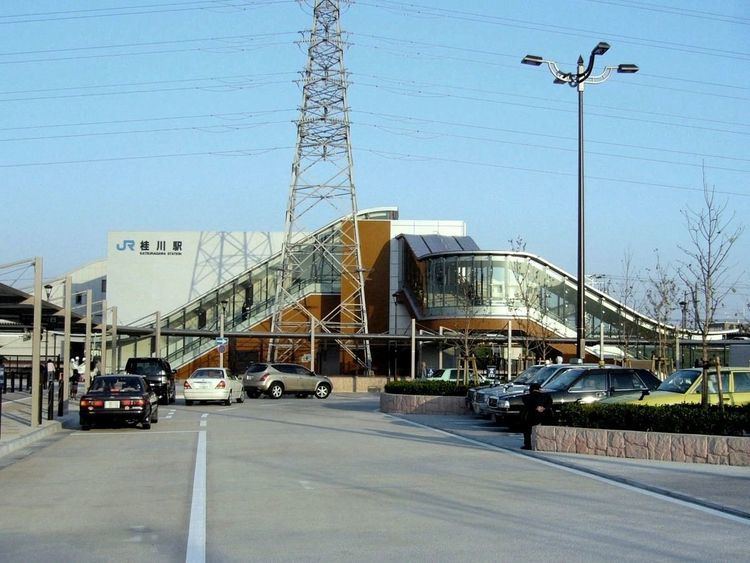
[384,380,470,396]
[556,403,750,437]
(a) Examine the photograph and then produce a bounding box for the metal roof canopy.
[0,282,85,333]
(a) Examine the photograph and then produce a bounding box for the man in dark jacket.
[521,382,553,450]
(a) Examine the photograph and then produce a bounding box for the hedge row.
[384,380,469,397]
[556,403,750,437]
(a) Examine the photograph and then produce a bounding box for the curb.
[0,419,63,458]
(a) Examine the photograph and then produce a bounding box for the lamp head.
[44,284,53,298]
[521,54,544,66]
[617,63,639,73]
[592,42,610,56]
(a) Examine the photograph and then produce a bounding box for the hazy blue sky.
[2,0,748,320]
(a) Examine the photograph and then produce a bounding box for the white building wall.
[107,231,283,324]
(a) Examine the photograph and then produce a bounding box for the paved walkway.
[0,382,77,457]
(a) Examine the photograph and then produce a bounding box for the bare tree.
[617,249,639,364]
[678,172,744,405]
[645,250,679,377]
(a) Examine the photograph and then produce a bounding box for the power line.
[0,0,294,25]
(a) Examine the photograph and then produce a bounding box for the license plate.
[104,401,120,409]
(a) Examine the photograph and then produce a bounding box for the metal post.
[410,318,416,380]
[438,326,444,369]
[154,310,161,358]
[507,320,512,381]
[599,322,605,366]
[31,257,43,427]
[310,315,316,372]
[84,289,92,387]
[573,57,590,362]
[60,276,72,416]
[111,306,118,372]
[219,304,225,369]
[100,299,107,375]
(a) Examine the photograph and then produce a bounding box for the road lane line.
[72,430,200,436]
[186,430,206,563]
[389,414,750,526]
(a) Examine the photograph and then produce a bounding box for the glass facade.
[402,246,665,348]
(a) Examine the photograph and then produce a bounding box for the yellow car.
[601,367,750,406]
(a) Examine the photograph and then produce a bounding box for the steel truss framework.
[269,0,371,370]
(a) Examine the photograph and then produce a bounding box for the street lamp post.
[219,299,228,369]
[392,292,400,377]
[522,42,638,360]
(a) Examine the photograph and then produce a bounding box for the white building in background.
[106,231,284,324]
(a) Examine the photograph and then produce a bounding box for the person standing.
[69,356,80,398]
[46,359,56,390]
[520,382,553,450]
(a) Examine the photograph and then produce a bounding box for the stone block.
[606,431,625,457]
[683,434,708,463]
[670,435,687,462]
[623,431,648,459]
[647,432,672,461]
[558,426,578,453]
[533,426,556,452]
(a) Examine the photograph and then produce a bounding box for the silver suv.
[243,363,333,400]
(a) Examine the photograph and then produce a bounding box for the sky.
[1,0,749,321]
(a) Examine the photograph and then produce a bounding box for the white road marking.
[215,407,236,412]
[390,414,750,527]
[186,430,206,563]
[164,409,176,420]
[72,430,200,436]
[201,413,209,418]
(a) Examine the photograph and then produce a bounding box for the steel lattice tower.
[269,0,371,371]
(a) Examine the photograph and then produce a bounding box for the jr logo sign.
[116,239,136,251]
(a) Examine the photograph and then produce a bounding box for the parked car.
[426,368,485,385]
[184,367,245,406]
[79,375,158,430]
[124,357,176,405]
[601,367,750,406]
[489,366,661,426]
[484,363,596,417]
[243,363,333,400]
[469,364,545,417]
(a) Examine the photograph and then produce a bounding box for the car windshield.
[91,377,143,393]
[191,369,224,379]
[544,369,587,391]
[513,365,543,384]
[657,369,702,394]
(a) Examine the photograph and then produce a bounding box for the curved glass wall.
[402,249,666,344]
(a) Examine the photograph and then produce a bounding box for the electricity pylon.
[269,0,371,372]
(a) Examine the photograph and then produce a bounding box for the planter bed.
[379,392,468,415]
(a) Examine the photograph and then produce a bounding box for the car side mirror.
[639,389,650,400]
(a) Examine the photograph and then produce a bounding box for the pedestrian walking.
[520,382,553,450]
[69,356,80,398]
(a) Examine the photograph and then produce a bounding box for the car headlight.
[500,400,510,409]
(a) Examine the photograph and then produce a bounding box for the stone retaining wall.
[534,425,750,466]
[379,392,468,415]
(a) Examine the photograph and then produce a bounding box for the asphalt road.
[0,393,748,562]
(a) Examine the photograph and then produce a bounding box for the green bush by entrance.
[384,380,469,397]
[557,403,750,437]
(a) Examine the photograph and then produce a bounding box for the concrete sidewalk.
[0,382,77,458]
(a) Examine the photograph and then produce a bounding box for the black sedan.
[79,375,159,430]
[489,367,660,426]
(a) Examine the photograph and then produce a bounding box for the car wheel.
[236,392,245,403]
[268,382,284,399]
[314,383,331,399]
[159,395,168,406]
[224,392,232,406]
[142,417,151,429]
[169,387,176,404]
[151,405,159,423]
[185,399,193,406]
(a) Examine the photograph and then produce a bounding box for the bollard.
[10,372,15,393]
[47,379,55,420]
[58,377,65,417]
